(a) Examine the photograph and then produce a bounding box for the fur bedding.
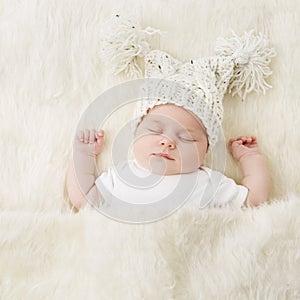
[0,0,300,299]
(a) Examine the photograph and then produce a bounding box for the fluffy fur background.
[0,0,300,299]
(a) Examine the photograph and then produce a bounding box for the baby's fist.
[228,136,260,161]
[75,129,105,156]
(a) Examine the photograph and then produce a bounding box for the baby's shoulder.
[199,166,221,176]
[199,166,231,183]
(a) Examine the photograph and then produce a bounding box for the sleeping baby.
[66,101,270,213]
[66,30,275,218]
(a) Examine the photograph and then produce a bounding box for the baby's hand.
[74,129,105,156]
[228,136,261,161]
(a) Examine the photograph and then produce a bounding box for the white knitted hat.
[100,14,276,147]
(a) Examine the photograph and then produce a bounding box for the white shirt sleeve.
[95,168,114,194]
[205,168,248,210]
[79,168,114,210]
[79,169,115,212]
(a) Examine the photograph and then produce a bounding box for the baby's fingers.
[232,140,243,148]
[228,138,243,147]
[90,129,101,144]
[250,136,257,144]
[228,138,241,153]
[76,129,104,146]
[80,129,97,143]
[96,129,104,137]
[236,136,248,143]
[236,136,256,145]
[77,130,84,142]
[83,129,91,143]
[89,129,104,144]
[96,130,104,143]
[228,138,237,146]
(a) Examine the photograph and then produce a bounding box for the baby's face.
[133,104,208,175]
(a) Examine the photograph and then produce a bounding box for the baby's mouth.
[152,153,175,160]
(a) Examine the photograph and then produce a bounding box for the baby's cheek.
[133,135,152,157]
[188,144,206,165]
[178,144,196,161]
[132,140,142,157]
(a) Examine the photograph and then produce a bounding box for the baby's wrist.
[238,152,266,172]
[73,150,97,174]
[239,151,261,159]
[238,150,262,162]
[74,148,97,158]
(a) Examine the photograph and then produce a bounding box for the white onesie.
[85,160,248,215]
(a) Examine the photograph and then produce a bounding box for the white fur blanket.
[1,199,300,299]
[1,0,300,299]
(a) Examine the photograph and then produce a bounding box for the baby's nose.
[160,138,176,150]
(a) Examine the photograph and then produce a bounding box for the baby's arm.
[66,129,104,209]
[228,136,271,208]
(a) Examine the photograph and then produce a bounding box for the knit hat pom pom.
[215,30,276,100]
[100,14,162,78]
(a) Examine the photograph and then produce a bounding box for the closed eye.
[179,136,197,142]
[147,128,163,134]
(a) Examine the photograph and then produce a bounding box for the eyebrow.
[185,128,196,133]
[185,127,208,139]
[146,119,163,126]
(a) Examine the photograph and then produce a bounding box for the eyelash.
[179,136,197,142]
[148,128,197,142]
[147,128,163,134]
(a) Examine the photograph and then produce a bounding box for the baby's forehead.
[143,113,194,126]
[144,108,204,130]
